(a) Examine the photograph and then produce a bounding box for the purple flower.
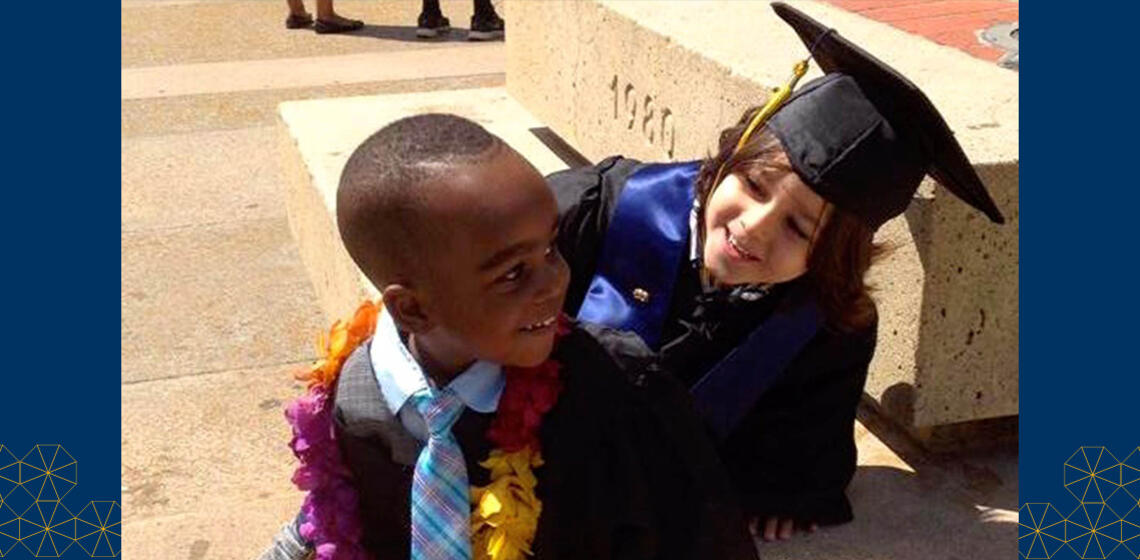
[315,542,337,559]
[285,385,370,559]
[299,519,317,541]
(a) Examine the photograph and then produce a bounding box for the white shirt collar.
[689,200,701,264]
[369,311,504,414]
[690,200,719,293]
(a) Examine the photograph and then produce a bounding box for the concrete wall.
[506,0,1019,428]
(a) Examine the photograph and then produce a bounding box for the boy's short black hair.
[336,113,506,286]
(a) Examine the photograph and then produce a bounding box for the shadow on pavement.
[341,24,499,44]
[755,464,1016,559]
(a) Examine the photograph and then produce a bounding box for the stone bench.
[505,0,1019,434]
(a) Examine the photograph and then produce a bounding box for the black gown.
[550,156,877,525]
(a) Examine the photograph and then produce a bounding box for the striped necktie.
[409,388,472,560]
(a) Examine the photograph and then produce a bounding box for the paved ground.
[120,1,1017,558]
[823,0,1018,62]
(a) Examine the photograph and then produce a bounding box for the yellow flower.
[471,448,544,560]
[481,449,543,486]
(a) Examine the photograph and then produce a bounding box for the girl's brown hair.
[694,106,884,332]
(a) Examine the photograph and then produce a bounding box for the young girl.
[548,2,1006,543]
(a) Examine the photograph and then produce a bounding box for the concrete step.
[122,44,504,99]
[122,74,504,138]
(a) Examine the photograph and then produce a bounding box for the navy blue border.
[1,2,121,557]
[1019,4,1140,558]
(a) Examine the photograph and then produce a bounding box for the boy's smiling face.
[408,147,570,371]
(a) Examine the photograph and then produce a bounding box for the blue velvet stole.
[576,162,700,349]
[690,288,822,440]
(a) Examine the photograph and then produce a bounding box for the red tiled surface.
[823,0,1018,62]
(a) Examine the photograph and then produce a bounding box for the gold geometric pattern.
[1021,446,1140,559]
[0,445,119,558]
[1021,503,1067,558]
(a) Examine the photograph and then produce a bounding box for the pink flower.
[315,543,337,559]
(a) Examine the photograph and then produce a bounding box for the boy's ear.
[381,284,435,334]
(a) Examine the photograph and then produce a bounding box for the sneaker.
[417,12,451,38]
[469,12,504,41]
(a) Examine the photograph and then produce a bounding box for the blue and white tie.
[410,388,472,560]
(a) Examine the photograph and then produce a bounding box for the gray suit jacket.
[332,340,496,558]
[333,340,419,465]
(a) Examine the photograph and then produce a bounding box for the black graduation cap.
[765,2,1005,229]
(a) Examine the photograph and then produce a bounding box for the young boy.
[260,114,755,560]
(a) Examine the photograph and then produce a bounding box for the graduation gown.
[333,322,757,560]
[549,156,877,525]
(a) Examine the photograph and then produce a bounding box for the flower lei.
[470,319,565,560]
[286,301,378,560]
[284,300,568,560]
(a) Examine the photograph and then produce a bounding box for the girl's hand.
[749,515,818,542]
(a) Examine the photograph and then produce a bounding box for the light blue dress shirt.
[369,311,504,442]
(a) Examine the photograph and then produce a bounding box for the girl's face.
[702,153,829,286]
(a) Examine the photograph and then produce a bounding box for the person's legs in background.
[417,0,504,40]
[313,0,364,34]
[469,0,503,40]
[284,0,314,29]
[284,0,363,33]
[417,0,452,38]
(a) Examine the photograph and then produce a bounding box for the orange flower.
[296,301,380,390]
